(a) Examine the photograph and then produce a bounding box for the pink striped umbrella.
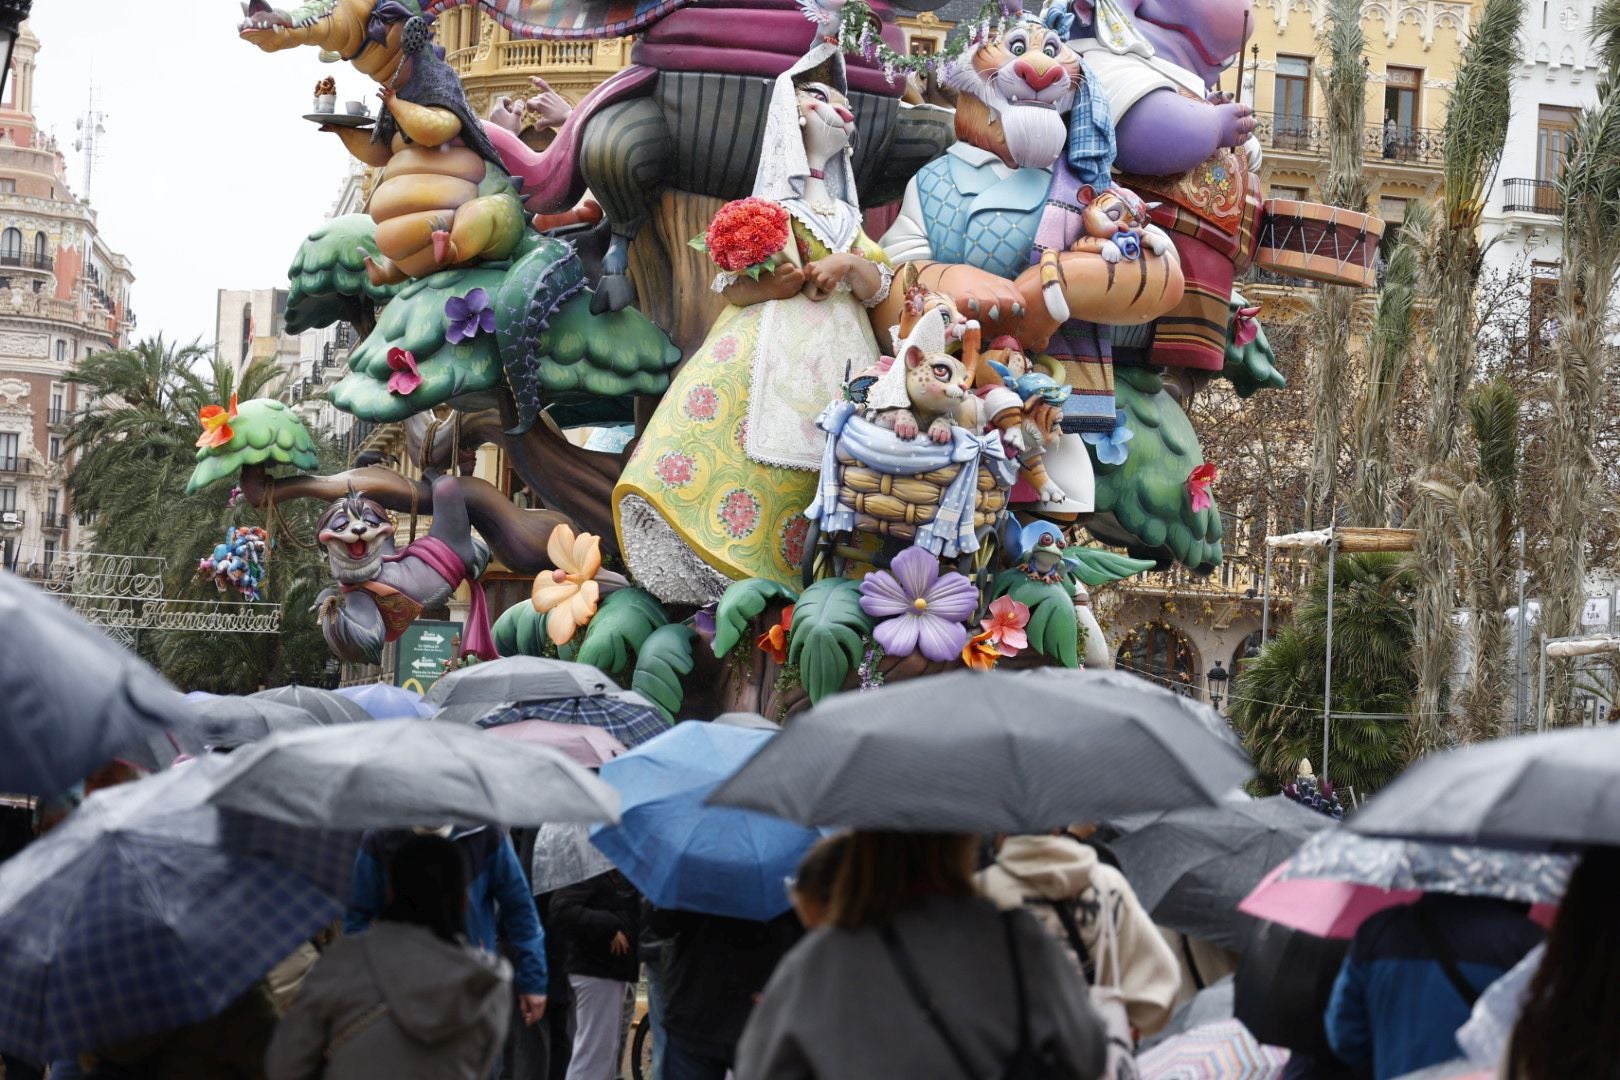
[484,718,627,768]
[1138,1020,1289,1078]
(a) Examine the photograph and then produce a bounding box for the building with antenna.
[0,21,136,578]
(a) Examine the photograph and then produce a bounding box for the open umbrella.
[250,684,372,725]
[0,761,357,1062]
[454,692,671,748]
[1233,918,1352,1058]
[530,821,616,893]
[0,573,196,794]
[1348,726,1620,851]
[1029,667,1247,753]
[710,670,1253,832]
[1238,832,1568,939]
[591,722,821,921]
[335,682,435,719]
[1108,797,1330,950]
[485,719,627,768]
[1136,1019,1289,1079]
[181,696,325,753]
[1140,978,1236,1049]
[206,720,620,830]
[428,655,615,706]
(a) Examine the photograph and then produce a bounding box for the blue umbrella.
[336,683,435,720]
[0,761,357,1062]
[0,574,197,795]
[591,722,821,921]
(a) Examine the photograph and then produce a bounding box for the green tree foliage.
[1232,553,1415,796]
[65,337,339,692]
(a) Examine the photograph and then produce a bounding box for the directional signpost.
[395,619,460,695]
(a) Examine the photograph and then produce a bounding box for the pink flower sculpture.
[1187,463,1218,513]
[859,546,978,662]
[980,596,1030,657]
[1232,305,1261,347]
[386,347,422,396]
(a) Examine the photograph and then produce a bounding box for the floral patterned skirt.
[614,301,824,599]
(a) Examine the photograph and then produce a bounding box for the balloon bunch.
[1283,774,1345,820]
[197,525,272,602]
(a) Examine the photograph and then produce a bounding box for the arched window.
[1117,621,1200,694]
[1231,629,1264,683]
[31,231,46,265]
[0,228,22,264]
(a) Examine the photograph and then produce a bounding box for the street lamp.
[0,0,30,103]
[1207,660,1230,713]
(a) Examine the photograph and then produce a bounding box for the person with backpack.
[1323,893,1543,1079]
[735,830,1106,1079]
[978,832,1180,1041]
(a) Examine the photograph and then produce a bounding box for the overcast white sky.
[28,4,357,350]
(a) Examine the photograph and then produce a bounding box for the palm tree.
[64,338,335,691]
[1348,202,1432,526]
[1419,379,1520,741]
[1409,0,1523,754]
[1232,552,1415,797]
[1305,0,1370,526]
[1536,0,1620,725]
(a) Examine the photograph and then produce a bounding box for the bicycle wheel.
[631,1013,652,1080]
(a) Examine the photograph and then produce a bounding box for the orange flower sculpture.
[195,395,239,449]
[756,605,795,664]
[961,630,999,672]
[532,524,603,646]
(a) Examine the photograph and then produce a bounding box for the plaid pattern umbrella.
[0,763,357,1062]
[469,692,671,748]
[1137,1019,1289,1079]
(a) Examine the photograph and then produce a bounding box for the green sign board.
[395,619,460,695]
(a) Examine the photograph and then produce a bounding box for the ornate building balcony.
[1253,113,1446,168]
[1502,178,1561,216]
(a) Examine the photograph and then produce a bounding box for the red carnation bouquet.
[690,197,791,280]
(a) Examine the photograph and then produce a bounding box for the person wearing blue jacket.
[1324,893,1543,1079]
[346,825,550,1027]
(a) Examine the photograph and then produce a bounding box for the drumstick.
[1232,10,1249,103]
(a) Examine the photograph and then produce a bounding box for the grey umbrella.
[250,684,372,726]
[183,696,324,753]
[1028,667,1248,753]
[428,655,615,706]
[709,670,1253,832]
[206,719,621,829]
[0,574,196,793]
[1348,725,1620,850]
[1107,796,1331,950]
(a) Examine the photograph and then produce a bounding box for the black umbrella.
[184,697,324,753]
[1348,725,1620,850]
[250,684,372,726]
[709,670,1253,832]
[1108,796,1331,951]
[1233,918,1352,1064]
[0,574,195,794]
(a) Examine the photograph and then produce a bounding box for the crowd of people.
[6,783,1613,1080]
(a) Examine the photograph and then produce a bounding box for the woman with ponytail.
[267,835,514,1080]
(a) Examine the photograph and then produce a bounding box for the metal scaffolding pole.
[1322,533,1337,782]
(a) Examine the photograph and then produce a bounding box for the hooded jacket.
[978,833,1181,1036]
[265,921,512,1080]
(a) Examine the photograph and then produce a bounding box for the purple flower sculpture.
[445,287,496,344]
[859,546,978,662]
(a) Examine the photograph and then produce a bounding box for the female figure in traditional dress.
[614,41,893,603]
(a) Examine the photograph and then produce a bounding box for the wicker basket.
[834,446,1008,543]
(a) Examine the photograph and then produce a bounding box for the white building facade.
[1480,0,1605,285]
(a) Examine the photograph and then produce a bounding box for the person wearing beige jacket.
[978,833,1181,1038]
